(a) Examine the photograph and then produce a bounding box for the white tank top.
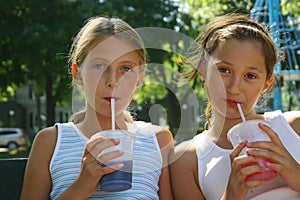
[195,110,300,199]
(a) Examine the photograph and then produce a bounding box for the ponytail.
[68,110,86,124]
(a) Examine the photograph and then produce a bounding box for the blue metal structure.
[250,0,300,111]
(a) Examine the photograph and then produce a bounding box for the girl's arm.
[155,126,174,200]
[170,140,204,200]
[20,126,57,200]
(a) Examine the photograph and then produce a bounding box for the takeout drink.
[91,129,134,192]
[227,120,277,182]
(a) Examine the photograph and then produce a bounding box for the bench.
[0,158,27,200]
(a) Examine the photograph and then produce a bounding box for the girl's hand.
[247,123,300,192]
[67,136,124,198]
[223,140,266,200]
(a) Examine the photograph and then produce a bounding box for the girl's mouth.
[103,97,117,102]
[226,99,239,107]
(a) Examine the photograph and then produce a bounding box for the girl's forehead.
[87,37,139,62]
[215,39,264,57]
[213,39,266,70]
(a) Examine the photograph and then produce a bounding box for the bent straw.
[111,98,115,130]
[237,103,246,122]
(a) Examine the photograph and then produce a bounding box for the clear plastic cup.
[227,120,277,182]
[91,130,135,192]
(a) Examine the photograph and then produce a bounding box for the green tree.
[0,0,86,126]
[0,0,195,133]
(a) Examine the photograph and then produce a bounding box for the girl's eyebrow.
[246,66,263,73]
[89,57,108,62]
[214,59,232,66]
[216,60,263,73]
[120,60,138,65]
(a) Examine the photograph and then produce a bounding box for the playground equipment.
[250,0,300,111]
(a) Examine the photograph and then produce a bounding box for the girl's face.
[203,39,273,119]
[75,36,144,117]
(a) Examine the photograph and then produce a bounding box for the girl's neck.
[77,108,128,138]
[207,111,264,149]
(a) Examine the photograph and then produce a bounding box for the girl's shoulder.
[173,139,196,161]
[149,124,174,152]
[133,121,174,152]
[265,110,300,137]
[133,121,173,142]
[28,126,58,168]
[31,126,58,156]
[282,110,300,123]
[35,126,57,145]
[283,111,300,136]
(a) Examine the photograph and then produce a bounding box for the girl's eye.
[94,63,105,69]
[218,67,230,74]
[121,65,133,73]
[245,73,257,79]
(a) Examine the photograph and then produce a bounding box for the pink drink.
[242,158,277,181]
[227,120,277,182]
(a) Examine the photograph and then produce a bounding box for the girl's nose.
[227,77,241,95]
[105,68,119,88]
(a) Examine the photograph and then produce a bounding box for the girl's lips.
[226,99,239,107]
[103,97,118,102]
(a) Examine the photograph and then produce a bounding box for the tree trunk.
[165,90,180,131]
[46,75,55,126]
[35,92,42,129]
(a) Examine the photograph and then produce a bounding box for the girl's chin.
[214,107,240,119]
[95,109,124,117]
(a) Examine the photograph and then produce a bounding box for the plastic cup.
[227,120,277,182]
[91,130,135,192]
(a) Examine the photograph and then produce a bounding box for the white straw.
[237,103,246,122]
[111,98,115,130]
[237,103,252,138]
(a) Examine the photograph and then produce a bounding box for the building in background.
[0,85,71,140]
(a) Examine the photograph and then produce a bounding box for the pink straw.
[237,103,246,122]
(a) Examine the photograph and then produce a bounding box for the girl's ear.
[72,64,83,86]
[136,71,145,89]
[197,63,206,82]
[262,76,274,92]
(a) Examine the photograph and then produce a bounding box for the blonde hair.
[186,13,283,126]
[68,16,146,123]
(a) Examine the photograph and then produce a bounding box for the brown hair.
[187,13,283,126]
[68,16,147,123]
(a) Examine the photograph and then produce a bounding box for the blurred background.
[0,0,299,158]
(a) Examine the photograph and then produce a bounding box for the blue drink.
[91,130,134,192]
[100,160,133,192]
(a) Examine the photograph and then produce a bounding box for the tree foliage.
[3,0,295,131]
[0,0,193,129]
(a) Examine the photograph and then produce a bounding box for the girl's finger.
[230,140,247,162]
[88,138,120,159]
[259,123,283,146]
[247,139,286,158]
[244,179,265,189]
[232,154,261,172]
[86,136,106,152]
[100,163,124,176]
[96,150,124,165]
